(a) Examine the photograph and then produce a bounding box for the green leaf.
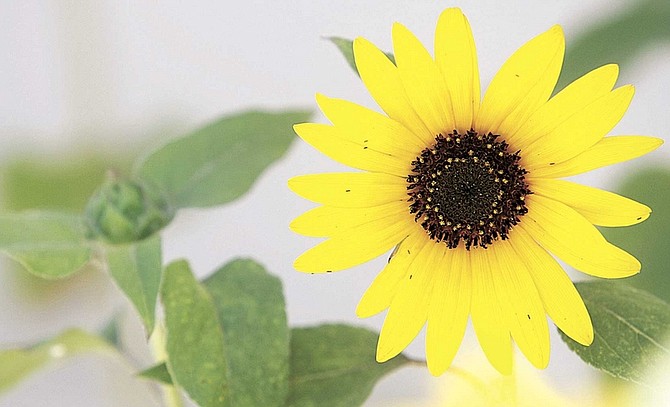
[557,0,670,91]
[104,235,162,334]
[601,167,670,304]
[99,315,122,349]
[286,324,409,407]
[161,260,228,407]
[135,110,311,209]
[0,329,115,394]
[327,37,395,77]
[138,362,173,385]
[558,281,670,384]
[0,211,92,278]
[327,37,359,76]
[0,154,127,212]
[203,259,289,407]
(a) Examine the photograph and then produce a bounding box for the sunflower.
[289,7,663,375]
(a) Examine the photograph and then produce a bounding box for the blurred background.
[1,0,669,405]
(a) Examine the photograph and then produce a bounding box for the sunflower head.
[289,7,663,375]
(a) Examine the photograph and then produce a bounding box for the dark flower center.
[407,130,530,249]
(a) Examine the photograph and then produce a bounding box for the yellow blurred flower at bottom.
[397,352,598,407]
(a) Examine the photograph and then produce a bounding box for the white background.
[0,0,668,405]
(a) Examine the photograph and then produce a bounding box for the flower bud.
[85,174,173,244]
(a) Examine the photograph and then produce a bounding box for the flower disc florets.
[407,130,530,249]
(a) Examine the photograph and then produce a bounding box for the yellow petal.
[520,194,640,278]
[476,26,564,137]
[530,136,664,178]
[357,231,428,318]
[490,238,550,369]
[316,93,426,158]
[288,172,406,208]
[392,22,455,136]
[523,86,635,171]
[470,247,513,374]
[353,37,433,143]
[426,248,471,376]
[290,206,343,237]
[290,201,407,237]
[508,64,618,151]
[377,241,444,362]
[434,7,480,133]
[293,203,414,272]
[510,228,593,346]
[293,123,410,176]
[530,178,651,227]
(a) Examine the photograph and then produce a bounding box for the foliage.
[0,110,308,331]
[559,281,670,385]
[0,330,117,394]
[0,109,407,406]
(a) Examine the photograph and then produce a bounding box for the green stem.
[163,385,184,407]
[149,323,183,407]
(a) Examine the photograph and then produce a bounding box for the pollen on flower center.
[407,130,531,249]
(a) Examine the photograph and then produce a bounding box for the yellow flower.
[404,351,588,407]
[289,7,663,375]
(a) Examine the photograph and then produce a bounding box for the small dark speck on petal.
[549,162,555,165]
[515,74,520,78]
[345,189,351,192]
[363,146,368,149]
[363,139,369,143]
[527,314,531,320]
[409,274,413,280]
[637,217,642,220]
[407,250,411,254]
[326,270,332,273]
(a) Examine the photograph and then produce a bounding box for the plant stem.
[163,385,184,407]
[149,323,183,407]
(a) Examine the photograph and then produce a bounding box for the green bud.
[85,173,173,244]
